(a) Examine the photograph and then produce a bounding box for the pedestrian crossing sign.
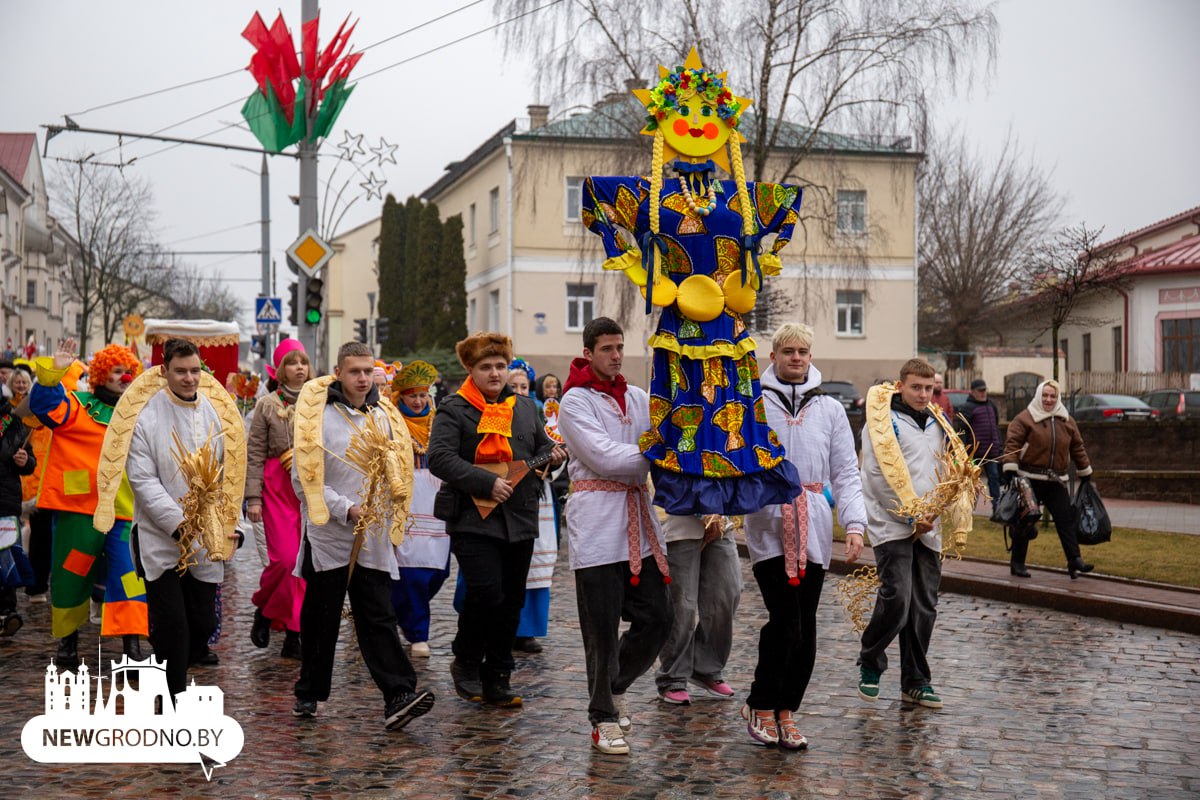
[255,297,283,324]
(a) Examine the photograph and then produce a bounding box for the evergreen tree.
[376,194,405,353]
[415,202,444,349]
[436,214,468,347]
[398,196,425,352]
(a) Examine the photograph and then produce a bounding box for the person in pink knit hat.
[245,338,310,658]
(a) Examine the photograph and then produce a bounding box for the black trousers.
[145,569,218,698]
[1011,479,1080,566]
[295,547,416,705]
[858,538,941,691]
[575,559,672,725]
[451,533,533,681]
[747,558,825,712]
[25,509,52,595]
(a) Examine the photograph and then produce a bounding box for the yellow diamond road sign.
[287,228,333,278]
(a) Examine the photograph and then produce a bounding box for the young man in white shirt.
[558,317,671,756]
[741,323,867,747]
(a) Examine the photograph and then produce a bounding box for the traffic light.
[250,334,267,356]
[287,282,298,326]
[374,317,389,348]
[354,318,368,343]
[304,277,324,325]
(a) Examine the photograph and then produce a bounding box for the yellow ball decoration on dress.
[722,272,758,314]
[676,275,725,322]
[640,277,679,307]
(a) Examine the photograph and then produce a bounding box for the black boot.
[251,607,271,648]
[1010,563,1031,578]
[1067,557,1094,579]
[483,670,523,708]
[56,631,80,671]
[450,659,483,703]
[123,634,144,659]
[513,636,543,654]
[280,630,302,660]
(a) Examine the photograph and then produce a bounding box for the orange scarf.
[457,377,516,464]
[401,407,434,451]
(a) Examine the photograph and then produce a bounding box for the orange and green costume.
[30,358,147,639]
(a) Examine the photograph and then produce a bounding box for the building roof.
[1098,204,1200,254]
[421,120,517,200]
[1122,231,1200,277]
[0,133,36,187]
[420,97,919,199]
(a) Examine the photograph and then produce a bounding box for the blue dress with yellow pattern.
[583,169,803,514]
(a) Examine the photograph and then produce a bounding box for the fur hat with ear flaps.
[455,332,513,370]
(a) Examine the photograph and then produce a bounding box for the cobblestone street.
[2,548,1197,799]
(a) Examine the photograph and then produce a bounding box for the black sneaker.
[483,671,523,708]
[450,659,483,703]
[292,699,317,718]
[385,690,435,730]
[190,649,220,666]
[56,631,80,671]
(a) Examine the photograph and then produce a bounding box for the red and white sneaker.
[591,722,630,755]
[776,709,808,751]
[690,677,735,699]
[742,704,779,746]
[659,688,691,705]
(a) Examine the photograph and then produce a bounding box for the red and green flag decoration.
[240,11,363,153]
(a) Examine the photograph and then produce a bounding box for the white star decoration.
[370,137,398,167]
[360,171,386,200]
[337,130,366,160]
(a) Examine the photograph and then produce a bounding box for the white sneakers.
[410,641,430,657]
[612,693,633,734]
[591,722,630,755]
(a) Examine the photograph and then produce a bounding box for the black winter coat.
[427,388,554,542]
[0,405,36,517]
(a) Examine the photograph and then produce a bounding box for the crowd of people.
[0,313,1096,753]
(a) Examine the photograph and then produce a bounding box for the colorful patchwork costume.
[583,48,802,514]
[30,347,148,644]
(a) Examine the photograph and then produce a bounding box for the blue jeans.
[858,538,942,690]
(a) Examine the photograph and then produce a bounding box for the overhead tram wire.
[68,68,244,117]
[104,0,566,166]
[164,220,261,246]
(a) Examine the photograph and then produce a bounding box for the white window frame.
[836,190,867,235]
[835,289,865,337]
[488,289,501,330]
[488,187,500,234]
[564,176,583,223]
[565,283,596,332]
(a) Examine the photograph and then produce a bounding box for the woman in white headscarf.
[1001,380,1094,579]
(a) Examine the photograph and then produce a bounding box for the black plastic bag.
[1073,481,1112,546]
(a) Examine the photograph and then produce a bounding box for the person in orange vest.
[30,339,148,669]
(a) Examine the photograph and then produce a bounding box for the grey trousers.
[655,535,742,692]
[858,537,942,690]
[575,559,672,725]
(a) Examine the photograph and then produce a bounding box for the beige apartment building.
[419,97,921,391]
[0,133,83,358]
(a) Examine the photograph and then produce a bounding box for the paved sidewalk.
[975,495,1200,535]
[2,546,1198,798]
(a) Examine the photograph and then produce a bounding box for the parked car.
[1140,389,1200,420]
[821,381,864,416]
[1070,393,1160,422]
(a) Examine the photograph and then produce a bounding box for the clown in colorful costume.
[583,48,802,515]
[29,341,147,667]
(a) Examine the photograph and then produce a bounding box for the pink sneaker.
[659,688,691,705]
[690,677,735,699]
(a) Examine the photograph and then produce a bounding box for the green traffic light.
[305,308,322,325]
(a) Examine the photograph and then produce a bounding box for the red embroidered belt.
[780,482,825,585]
[573,478,670,585]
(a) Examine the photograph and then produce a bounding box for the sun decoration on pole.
[239,11,363,153]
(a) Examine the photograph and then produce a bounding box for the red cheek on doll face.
[673,119,690,136]
[703,123,720,140]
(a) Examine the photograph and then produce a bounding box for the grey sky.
[1,0,1195,328]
